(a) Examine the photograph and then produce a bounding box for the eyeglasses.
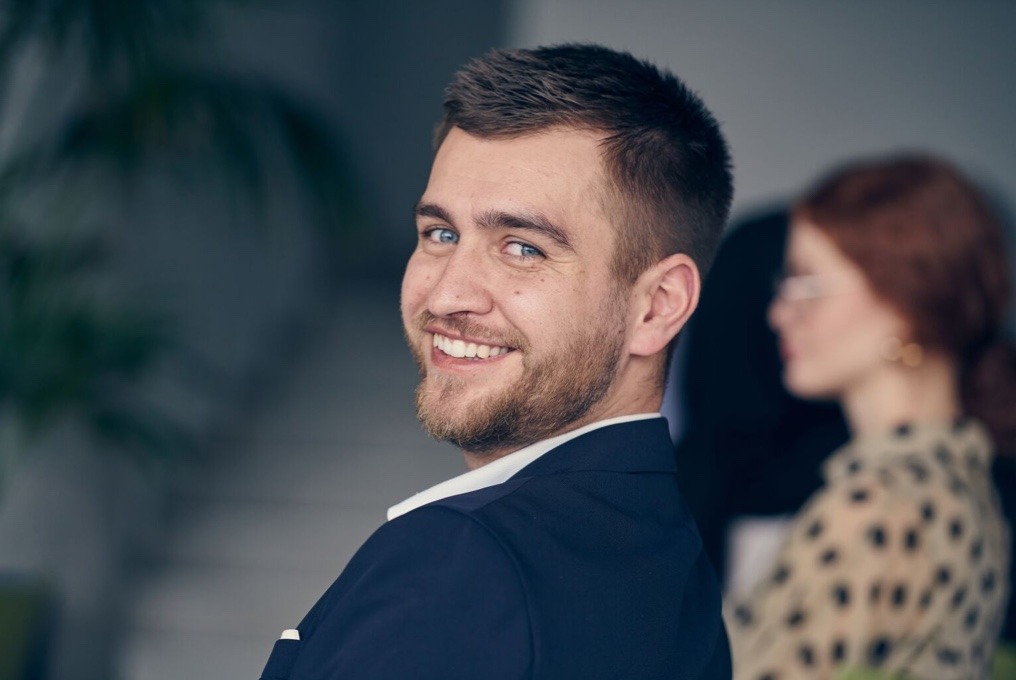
[772,271,862,303]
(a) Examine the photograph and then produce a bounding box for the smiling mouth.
[432,332,514,359]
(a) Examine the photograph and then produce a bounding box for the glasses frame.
[772,271,863,303]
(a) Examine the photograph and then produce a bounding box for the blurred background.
[0,1,1013,679]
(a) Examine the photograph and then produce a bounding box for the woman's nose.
[767,295,792,334]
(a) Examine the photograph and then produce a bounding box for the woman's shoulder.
[825,417,988,467]
[784,418,1006,586]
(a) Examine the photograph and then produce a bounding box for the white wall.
[512,0,1016,216]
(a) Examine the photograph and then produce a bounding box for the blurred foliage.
[0,0,362,478]
[0,0,362,230]
[992,642,1016,680]
[0,225,183,460]
[832,643,1016,680]
[834,667,902,680]
[0,575,56,679]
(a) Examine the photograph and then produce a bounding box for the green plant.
[0,576,55,679]
[0,0,362,482]
[0,0,361,229]
[0,225,181,467]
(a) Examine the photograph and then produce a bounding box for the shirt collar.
[823,418,993,483]
[386,413,662,521]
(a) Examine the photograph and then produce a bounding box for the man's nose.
[427,246,494,318]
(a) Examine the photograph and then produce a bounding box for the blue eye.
[506,241,543,259]
[425,228,458,244]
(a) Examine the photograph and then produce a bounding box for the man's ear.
[628,253,701,357]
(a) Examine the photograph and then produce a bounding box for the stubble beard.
[406,295,628,458]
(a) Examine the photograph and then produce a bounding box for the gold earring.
[881,336,924,368]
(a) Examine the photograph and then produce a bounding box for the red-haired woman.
[726,155,1015,680]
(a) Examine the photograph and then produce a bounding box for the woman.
[725,154,1016,680]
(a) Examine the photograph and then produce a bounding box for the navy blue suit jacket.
[261,419,730,679]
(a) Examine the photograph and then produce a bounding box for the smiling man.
[261,44,733,680]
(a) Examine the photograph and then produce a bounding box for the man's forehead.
[425,127,614,240]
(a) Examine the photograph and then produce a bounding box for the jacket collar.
[387,415,672,521]
[512,416,677,479]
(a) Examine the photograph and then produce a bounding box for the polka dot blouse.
[725,420,1010,680]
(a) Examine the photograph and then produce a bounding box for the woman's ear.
[628,253,701,357]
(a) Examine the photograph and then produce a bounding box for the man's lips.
[429,330,515,360]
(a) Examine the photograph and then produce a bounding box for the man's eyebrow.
[414,201,454,226]
[477,209,574,251]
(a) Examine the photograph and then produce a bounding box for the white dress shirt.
[387,412,662,521]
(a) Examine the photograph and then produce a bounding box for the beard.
[406,293,628,458]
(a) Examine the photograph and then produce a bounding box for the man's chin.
[415,389,527,456]
[415,386,472,437]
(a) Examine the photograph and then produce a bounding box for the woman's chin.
[782,366,840,402]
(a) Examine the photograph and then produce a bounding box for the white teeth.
[431,333,509,360]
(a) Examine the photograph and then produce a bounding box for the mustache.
[415,311,528,350]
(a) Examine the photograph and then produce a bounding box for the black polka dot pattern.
[772,565,791,585]
[725,421,1008,680]
[869,582,883,604]
[965,606,980,631]
[868,637,892,667]
[981,570,997,594]
[819,548,839,566]
[785,609,806,628]
[948,517,964,541]
[951,586,967,610]
[891,584,908,608]
[970,538,984,563]
[937,647,962,665]
[849,488,870,503]
[906,460,929,483]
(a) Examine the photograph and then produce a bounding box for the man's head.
[402,45,732,466]
[435,44,733,283]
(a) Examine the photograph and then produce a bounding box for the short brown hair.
[435,44,733,284]
[795,154,1016,453]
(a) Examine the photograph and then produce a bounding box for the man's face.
[401,126,632,464]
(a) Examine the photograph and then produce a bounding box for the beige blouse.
[725,420,1010,680]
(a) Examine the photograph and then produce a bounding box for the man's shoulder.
[401,457,699,566]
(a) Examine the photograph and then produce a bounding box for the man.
[261,44,733,680]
